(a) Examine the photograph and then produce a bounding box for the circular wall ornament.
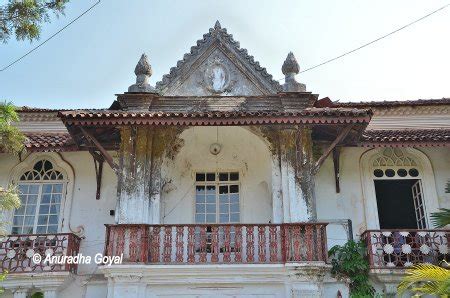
[210,143,222,155]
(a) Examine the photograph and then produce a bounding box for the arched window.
[372,148,421,179]
[361,148,440,230]
[12,159,66,234]
[369,148,427,229]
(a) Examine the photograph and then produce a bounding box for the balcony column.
[285,264,327,297]
[106,273,146,298]
[117,127,160,224]
[11,289,29,298]
[271,154,283,223]
[41,287,58,298]
[278,126,316,222]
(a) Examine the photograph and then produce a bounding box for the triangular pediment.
[156,21,281,96]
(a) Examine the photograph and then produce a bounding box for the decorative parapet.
[361,229,449,269]
[105,223,328,264]
[0,233,81,273]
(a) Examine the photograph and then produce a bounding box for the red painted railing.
[0,233,81,273]
[105,223,328,264]
[361,229,449,269]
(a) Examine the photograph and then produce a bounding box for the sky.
[0,0,449,109]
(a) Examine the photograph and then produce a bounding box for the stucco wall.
[316,147,369,248]
[0,145,448,249]
[420,147,450,209]
[316,146,450,249]
[0,144,448,297]
[0,151,117,276]
[161,126,273,224]
[58,151,117,275]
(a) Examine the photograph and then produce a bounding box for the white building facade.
[0,22,449,298]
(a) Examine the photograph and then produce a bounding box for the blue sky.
[0,0,449,109]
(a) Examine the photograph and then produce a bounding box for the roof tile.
[361,129,449,146]
[24,133,75,152]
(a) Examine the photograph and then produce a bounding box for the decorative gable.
[156,21,281,96]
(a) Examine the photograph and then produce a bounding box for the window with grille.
[371,148,427,229]
[195,172,240,223]
[12,160,65,235]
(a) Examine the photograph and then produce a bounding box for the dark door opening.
[374,179,421,229]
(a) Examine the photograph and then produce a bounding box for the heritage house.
[0,22,449,297]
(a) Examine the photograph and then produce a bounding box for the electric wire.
[276,3,449,80]
[0,0,101,72]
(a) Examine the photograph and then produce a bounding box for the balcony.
[0,233,81,273]
[105,223,328,264]
[362,229,449,269]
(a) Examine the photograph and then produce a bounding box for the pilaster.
[117,127,158,224]
[105,273,146,298]
[11,288,29,298]
[41,287,58,298]
[277,126,316,223]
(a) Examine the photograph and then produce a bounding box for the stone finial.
[282,52,306,92]
[214,20,221,30]
[128,53,156,93]
[282,52,300,75]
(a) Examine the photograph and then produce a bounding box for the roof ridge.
[334,98,450,107]
[155,22,282,94]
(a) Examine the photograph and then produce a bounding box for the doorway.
[374,179,426,229]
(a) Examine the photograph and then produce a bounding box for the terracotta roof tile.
[361,129,450,147]
[333,98,450,108]
[24,133,76,152]
[58,108,372,126]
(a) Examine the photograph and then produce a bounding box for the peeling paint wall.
[315,146,450,249]
[0,151,117,297]
[116,126,185,224]
[0,145,448,297]
[259,126,316,222]
[160,126,274,224]
[420,147,450,209]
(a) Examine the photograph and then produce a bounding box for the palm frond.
[0,101,19,124]
[398,263,450,295]
[431,208,450,228]
[411,281,442,294]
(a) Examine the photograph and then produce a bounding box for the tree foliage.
[398,262,450,297]
[0,102,23,235]
[0,186,21,236]
[328,240,375,297]
[0,101,25,154]
[431,208,450,228]
[0,0,68,43]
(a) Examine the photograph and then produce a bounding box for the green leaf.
[431,208,450,228]
[328,240,375,296]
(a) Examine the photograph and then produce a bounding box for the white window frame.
[194,171,241,224]
[13,181,66,234]
[8,154,74,235]
[360,148,440,230]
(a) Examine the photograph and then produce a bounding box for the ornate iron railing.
[0,233,81,273]
[361,229,449,269]
[105,223,328,264]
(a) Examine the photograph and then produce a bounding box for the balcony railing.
[0,233,81,274]
[362,229,449,269]
[105,223,328,264]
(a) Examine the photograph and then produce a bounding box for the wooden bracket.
[89,150,104,200]
[80,127,119,174]
[313,124,353,174]
[333,147,340,193]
